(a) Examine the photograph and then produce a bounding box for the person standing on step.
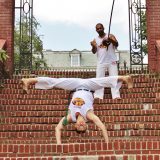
[90,23,120,100]
[21,75,133,144]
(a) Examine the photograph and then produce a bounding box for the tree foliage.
[136,10,148,56]
[14,16,48,70]
[0,49,10,80]
[140,10,148,55]
[0,49,9,62]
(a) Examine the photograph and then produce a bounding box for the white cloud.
[32,0,132,50]
[33,0,128,30]
[15,0,146,50]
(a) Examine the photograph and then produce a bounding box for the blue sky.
[33,0,134,51]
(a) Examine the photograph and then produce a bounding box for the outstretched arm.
[55,114,72,144]
[55,117,65,144]
[87,111,109,143]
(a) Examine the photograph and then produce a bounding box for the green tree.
[135,10,148,56]
[0,49,9,62]
[14,16,48,70]
[140,10,147,56]
[0,49,10,85]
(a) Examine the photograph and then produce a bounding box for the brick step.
[0,138,102,145]
[0,92,158,100]
[1,98,160,105]
[0,129,160,140]
[0,93,69,100]
[1,84,128,91]
[0,89,159,98]
[120,87,160,93]
[1,109,160,117]
[1,155,160,160]
[1,88,160,97]
[0,88,68,95]
[1,115,160,124]
[0,122,160,131]
[1,82,160,92]
[11,71,159,77]
[1,137,160,145]
[11,72,152,79]
[1,104,159,111]
[0,141,160,157]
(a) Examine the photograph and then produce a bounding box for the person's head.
[95,23,105,36]
[74,114,87,133]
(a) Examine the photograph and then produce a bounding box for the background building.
[42,49,130,69]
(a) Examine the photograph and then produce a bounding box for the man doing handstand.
[21,75,133,144]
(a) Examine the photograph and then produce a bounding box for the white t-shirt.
[69,90,94,122]
[95,34,117,64]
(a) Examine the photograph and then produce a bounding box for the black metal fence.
[15,0,33,70]
[128,0,147,68]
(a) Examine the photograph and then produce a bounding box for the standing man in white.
[90,23,121,100]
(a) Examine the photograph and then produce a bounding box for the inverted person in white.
[21,75,133,144]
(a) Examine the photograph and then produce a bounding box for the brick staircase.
[0,70,160,159]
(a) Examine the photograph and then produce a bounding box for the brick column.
[146,0,160,72]
[0,0,15,75]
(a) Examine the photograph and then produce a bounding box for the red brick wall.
[0,0,15,74]
[146,0,160,72]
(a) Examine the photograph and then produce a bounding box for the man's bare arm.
[87,111,109,143]
[108,34,119,48]
[55,114,72,144]
[90,39,97,54]
[55,117,65,144]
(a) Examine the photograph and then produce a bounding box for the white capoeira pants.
[94,63,122,99]
[35,76,119,91]
[35,76,120,122]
